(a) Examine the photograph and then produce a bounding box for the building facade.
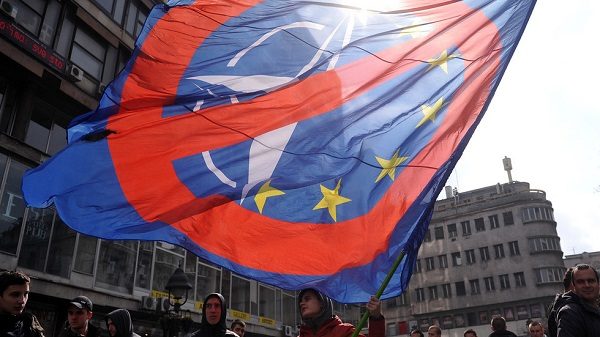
[383,182,566,337]
[564,251,600,271]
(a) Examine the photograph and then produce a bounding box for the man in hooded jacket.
[297,288,384,337]
[105,309,140,337]
[190,293,238,337]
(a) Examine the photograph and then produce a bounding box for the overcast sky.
[448,1,600,255]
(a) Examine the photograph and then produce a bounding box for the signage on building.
[0,15,66,72]
[229,309,250,320]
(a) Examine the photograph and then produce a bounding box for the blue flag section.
[22,0,536,303]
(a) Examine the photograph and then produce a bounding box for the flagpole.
[350,249,407,337]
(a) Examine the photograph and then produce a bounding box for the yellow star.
[254,180,285,214]
[426,50,459,74]
[313,179,351,222]
[375,150,409,182]
[416,97,445,128]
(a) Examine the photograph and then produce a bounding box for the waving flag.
[22,0,535,303]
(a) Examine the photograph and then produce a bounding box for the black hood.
[298,288,334,331]
[200,293,227,335]
[105,309,133,337]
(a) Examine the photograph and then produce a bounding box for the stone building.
[383,181,565,337]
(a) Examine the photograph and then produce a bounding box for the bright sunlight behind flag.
[22,0,536,303]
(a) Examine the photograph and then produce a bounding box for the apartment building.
[383,181,565,337]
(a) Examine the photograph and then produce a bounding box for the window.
[95,0,127,25]
[522,207,554,222]
[442,283,452,298]
[24,101,68,155]
[196,262,221,301]
[451,252,462,266]
[499,274,510,290]
[484,277,495,291]
[387,323,397,337]
[479,247,490,262]
[424,229,432,242]
[12,0,63,46]
[415,288,425,302]
[152,243,184,293]
[465,249,476,265]
[0,157,29,254]
[514,272,526,287]
[282,291,296,326]
[434,226,444,240]
[489,215,500,229]
[259,284,276,318]
[455,281,466,296]
[96,240,137,293]
[461,220,471,236]
[414,259,422,273]
[426,257,435,271]
[74,235,98,275]
[469,279,481,295]
[508,241,520,256]
[125,0,148,38]
[503,211,514,225]
[438,254,448,269]
[528,237,562,253]
[474,217,485,232]
[447,223,457,238]
[134,241,153,289]
[535,267,565,284]
[71,28,108,81]
[494,244,505,259]
[429,286,438,300]
[231,275,251,312]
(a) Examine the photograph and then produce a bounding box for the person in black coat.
[57,296,100,337]
[190,293,238,337]
[0,271,44,337]
[556,264,600,337]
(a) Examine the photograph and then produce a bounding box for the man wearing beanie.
[190,293,238,337]
[58,296,100,337]
[298,288,384,337]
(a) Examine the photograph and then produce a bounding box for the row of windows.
[8,0,142,99]
[414,272,527,302]
[410,302,546,333]
[522,206,554,223]
[535,267,566,285]
[425,211,514,241]
[415,241,521,272]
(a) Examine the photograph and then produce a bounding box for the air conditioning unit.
[156,297,171,313]
[140,296,155,310]
[282,325,293,337]
[0,0,17,20]
[67,64,84,82]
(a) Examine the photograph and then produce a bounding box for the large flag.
[22,0,535,303]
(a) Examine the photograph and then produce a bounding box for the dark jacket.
[556,291,600,337]
[547,292,570,337]
[488,330,517,337]
[57,321,101,337]
[0,312,44,337]
[190,293,237,337]
[105,309,140,337]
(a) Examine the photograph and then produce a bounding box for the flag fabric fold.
[22,0,535,303]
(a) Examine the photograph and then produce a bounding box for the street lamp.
[165,267,193,313]
[161,267,193,337]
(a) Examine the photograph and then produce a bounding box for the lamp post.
[161,267,193,337]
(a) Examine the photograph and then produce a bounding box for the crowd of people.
[1,263,599,337]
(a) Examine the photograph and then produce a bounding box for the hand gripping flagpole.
[350,249,407,337]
